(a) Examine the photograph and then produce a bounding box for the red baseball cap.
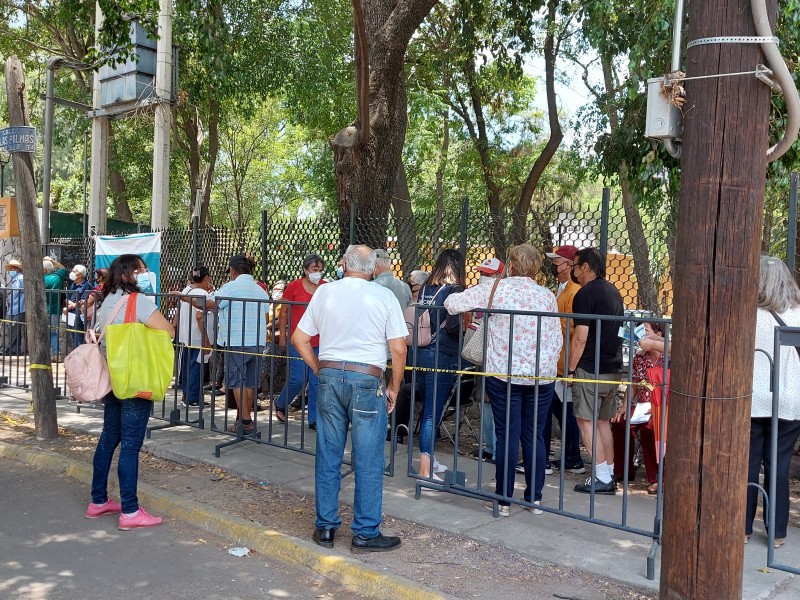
[545,245,579,261]
[476,257,505,275]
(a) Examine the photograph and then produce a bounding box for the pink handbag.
[64,295,129,403]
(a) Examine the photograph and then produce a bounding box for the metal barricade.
[406,305,671,580]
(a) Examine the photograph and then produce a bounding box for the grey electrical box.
[98,24,157,108]
[645,77,683,140]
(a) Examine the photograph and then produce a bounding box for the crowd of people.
[1,245,798,551]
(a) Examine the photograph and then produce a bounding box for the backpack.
[64,295,129,403]
[404,285,446,346]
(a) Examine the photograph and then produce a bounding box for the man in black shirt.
[566,247,624,494]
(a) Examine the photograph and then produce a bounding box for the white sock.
[124,510,139,518]
[608,463,615,478]
[595,462,612,483]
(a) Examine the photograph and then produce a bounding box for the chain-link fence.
[46,182,798,318]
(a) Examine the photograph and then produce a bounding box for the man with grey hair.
[293,244,408,554]
[43,256,67,359]
[372,249,411,309]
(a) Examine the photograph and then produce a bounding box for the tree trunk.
[176,100,220,227]
[513,0,563,245]
[4,56,58,439]
[331,0,437,249]
[108,124,134,223]
[660,0,773,596]
[391,162,419,275]
[600,56,659,314]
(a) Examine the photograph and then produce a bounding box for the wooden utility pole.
[4,56,59,439]
[660,1,775,598]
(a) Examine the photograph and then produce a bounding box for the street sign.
[0,126,37,153]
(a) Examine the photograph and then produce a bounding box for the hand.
[386,386,398,414]
[611,406,626,423]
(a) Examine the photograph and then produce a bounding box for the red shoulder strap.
[124,292,138,323]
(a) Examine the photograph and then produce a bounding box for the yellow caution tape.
[29,364,53,371]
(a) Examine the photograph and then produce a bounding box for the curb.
[0,440,448,600]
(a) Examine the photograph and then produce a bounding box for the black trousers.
[746,417,800,538]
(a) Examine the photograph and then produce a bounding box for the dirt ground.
[0,412,657,600]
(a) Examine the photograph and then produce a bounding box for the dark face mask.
[570,266,581,284]
[548,262,560,278]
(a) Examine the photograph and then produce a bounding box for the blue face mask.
[9,270,19,280]
[336,266,344,280]
[136,272,154,294]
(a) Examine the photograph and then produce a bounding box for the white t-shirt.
[297,277,408,370]
[176,286,213,346]
[753,307,800,420]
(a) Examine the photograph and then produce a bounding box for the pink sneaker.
[85,500,122,519]
[117,507,163,531]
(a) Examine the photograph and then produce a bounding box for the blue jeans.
[315,365,387,538]
[276,343,319,424]
[181,347,204,404]
[415,348,457,456]
[543,386,584,468]
[71,316,86,350]
[91,394,152,514]
[48,313,60,356]
[485,377,555,505]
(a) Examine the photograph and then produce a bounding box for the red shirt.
[284,278,326,347]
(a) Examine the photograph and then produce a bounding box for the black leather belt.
[318,360,383,378]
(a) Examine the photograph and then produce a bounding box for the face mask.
[10,270,19,279]
[336,266,344,280]
[272,290,283,300]
[136,272,154,293]
[69,272,77,282]
[307,271,322,284]
[479,276,494,286]
[570,268,580,285]
[548,263,560,278]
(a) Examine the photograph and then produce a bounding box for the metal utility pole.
[88,2,108,235]
[4,56,58,439]
[41,56,64,245]
[660,1,775,598]
[150,0,173,230]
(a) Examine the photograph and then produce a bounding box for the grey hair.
[408,270,430,286]
[372,250,392,269]
[758,255,800,312]
[344,245,376,275]
[74,264,87,276]
[42,259,54,273]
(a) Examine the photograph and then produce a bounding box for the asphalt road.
[0,457,360,600]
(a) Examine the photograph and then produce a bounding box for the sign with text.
[0,127,37,153]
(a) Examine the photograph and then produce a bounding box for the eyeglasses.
[571,263,584,272]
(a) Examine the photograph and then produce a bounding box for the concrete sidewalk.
[1,389,798,599]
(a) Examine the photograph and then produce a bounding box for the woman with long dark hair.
[86,254,174,530]
[413,249,466,480]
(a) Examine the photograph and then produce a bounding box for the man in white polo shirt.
[292,244,408,554]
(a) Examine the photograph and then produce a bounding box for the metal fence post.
[349,202,357,246]
[460,197,469,263]
[261,209,268,283]
[787,172,797,276]
[600,187,610,258]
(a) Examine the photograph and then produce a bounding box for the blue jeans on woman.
[415,347,458,457]
[315,365,387,538]
[90,394,152,514]
[485,377,555,505]
[180,346,204,405]
[276,343,319,425]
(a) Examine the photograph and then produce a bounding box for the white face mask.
[307,271,322,285]
[69,272,78,282]
[272,290,283,300]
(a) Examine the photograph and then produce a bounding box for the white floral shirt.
[444,277,562,385]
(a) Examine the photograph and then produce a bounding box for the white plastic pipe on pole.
[41,57,63,245]
[150,0,173,230]
[88,1,108,235]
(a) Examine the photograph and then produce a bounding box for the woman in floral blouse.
[445,244,561,516]
[611,322,664,494]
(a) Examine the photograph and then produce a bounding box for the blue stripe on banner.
[95,232,162,292]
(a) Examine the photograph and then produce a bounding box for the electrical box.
[0,197,20,238]
[645,77,683,140]
[98,24,158,108]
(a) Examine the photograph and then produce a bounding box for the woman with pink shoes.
[84,254,175,530]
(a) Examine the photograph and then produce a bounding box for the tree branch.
[352,0,370,145]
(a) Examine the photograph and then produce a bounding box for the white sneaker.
[524,500,543,515]
[544,466,554,475]
[483,501,510,517]
[433,459,447,474]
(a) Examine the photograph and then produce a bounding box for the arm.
[144,310,176,339]
[443,284,488,315]
[291,327,318,373]
[567,324,589,381]
[639,335,665,354]
[277,303,289,348]
[386,337,407,413]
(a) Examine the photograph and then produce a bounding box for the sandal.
[275,408,286,423]
[226,421,255,434]
[647,482,659,495]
